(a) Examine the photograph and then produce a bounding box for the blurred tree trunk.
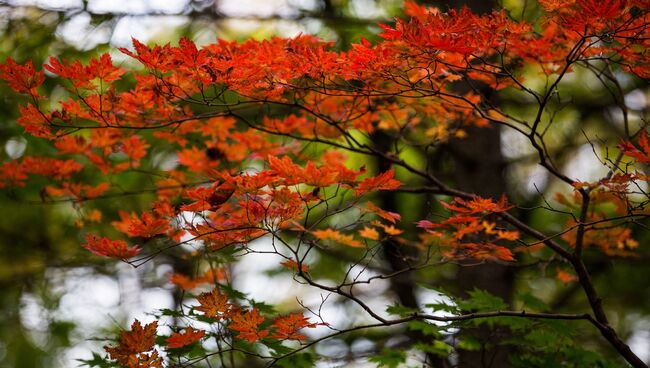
[439,0,493,13]
[449,123,515,368]
[374,1,513,364]
[375,131,449,367]
[420,0,515,367]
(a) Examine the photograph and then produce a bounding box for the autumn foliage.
[1,0,649,367]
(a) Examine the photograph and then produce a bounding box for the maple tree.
[0,0,649,367]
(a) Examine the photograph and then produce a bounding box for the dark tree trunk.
[375,131,449,368]
[439,0,493,13]
[449,124,515,368]
[418,0,516,366]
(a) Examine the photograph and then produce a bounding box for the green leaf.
[457,336,482,351]
[368,349,407,368]
[77,352,114,368]
[248,299,277,314]
[407,320,441,337]
[277,352,316,368]
[414,341,452,357]
[159,308,184,317]
[458,288,507,312]
[386,303,418,317]
[266,340,294,356]
[219,283,248,301]
[517,292,549,312]
[424,302,460,314]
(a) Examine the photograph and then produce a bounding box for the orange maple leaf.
[354,169,401,195]
[312,228,363,248]
[366,201,401,223]
[45,182,110,200]
[359,226,380,240]
[105,320,158,366]
[17,104,51,138]
[280,259,310,273]
[53,135,87,154]
[444,242,515,262]
[85,209,103,223]
[199,267,228,284]
[114,135,149,171]
[619,130,650,164]
[441,195,513,215]
[21,156,83,179]
[0,58,44,95]
[166,327,206,349]
[454,221,484,240]
[0,161,27,188]
[196,289,230,319]
[496,230,520,241]
[168,273,200,291]
[268,155,338,187]
[538,0,576,12]
[556,268,578,283]
[168,268,227,290]
[112,211,171,238]
[378,223,404,236]
[82,234,140,259]
[229,308,269,342]
[182,184,235,212]
[86,53,126,82]
[271,313,317,340]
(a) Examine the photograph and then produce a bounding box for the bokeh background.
[0,1,648,367]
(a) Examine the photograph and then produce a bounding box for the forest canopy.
[0,0,649,367]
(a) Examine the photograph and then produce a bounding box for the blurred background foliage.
[0,0,648,367]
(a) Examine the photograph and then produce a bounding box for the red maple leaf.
[86,53,126,82]
[619,131,650,164]
[17,104,51,138]
[0,58,44,95]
